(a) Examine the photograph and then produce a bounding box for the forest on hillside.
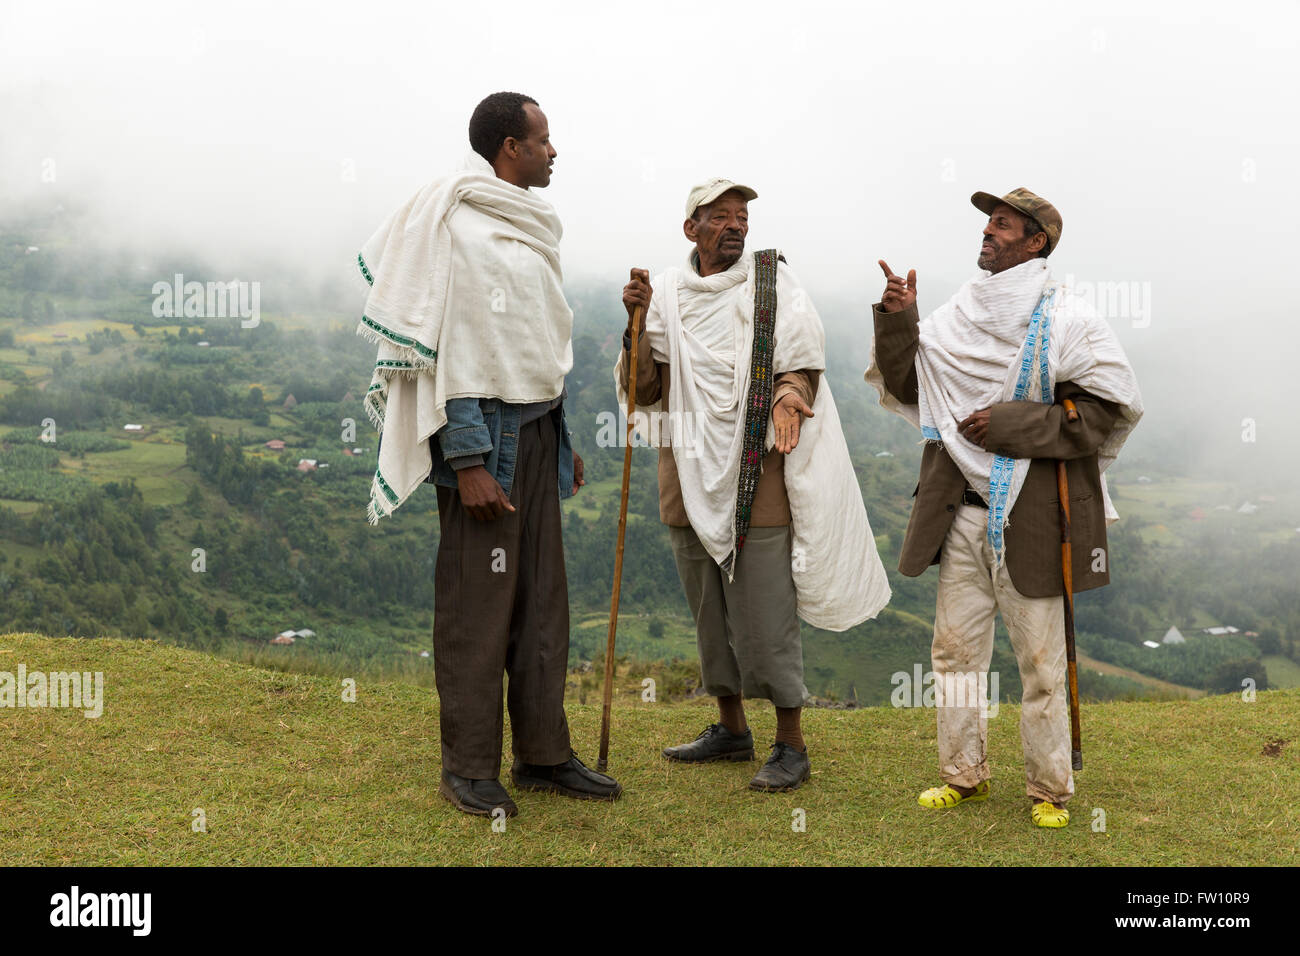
[2,209,1297,702]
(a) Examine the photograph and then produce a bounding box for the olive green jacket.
[872,301,1122,598]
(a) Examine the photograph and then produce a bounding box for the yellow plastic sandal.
[1031,801,1070,828]
[918,781,990,808]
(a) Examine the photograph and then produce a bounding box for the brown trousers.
[433,414,572,779]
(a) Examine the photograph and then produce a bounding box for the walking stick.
[597,301,644,771]
[1056,397,1083,772]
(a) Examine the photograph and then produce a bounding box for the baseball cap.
[685,178,758,218]
[971,187,1063,254]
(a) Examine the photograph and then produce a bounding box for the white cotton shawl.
[355,152,573,524]
[616,251,891,631]
[864,257,1143,564]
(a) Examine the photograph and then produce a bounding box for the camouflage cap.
[971,187,1063,254]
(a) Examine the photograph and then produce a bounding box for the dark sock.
[775,706,805,751]
[717,695,748,735]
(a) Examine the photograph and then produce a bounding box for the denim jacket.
[418,395,576,500]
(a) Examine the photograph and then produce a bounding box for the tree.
[1209,658,1268,695]
[1253,630,1282,656]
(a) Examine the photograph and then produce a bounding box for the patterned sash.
[723,248,780,576]
[986,283,1058,561]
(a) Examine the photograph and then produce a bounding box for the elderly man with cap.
[865,188,1142,827]
[616,179,890,792]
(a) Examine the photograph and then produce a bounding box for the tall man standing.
[358,92,620,818]
[618,180,889,792]
[865,188,1142,828]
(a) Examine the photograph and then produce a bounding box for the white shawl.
[865,258,1143,564]
[356,152,573,524]
[617,251,891,631]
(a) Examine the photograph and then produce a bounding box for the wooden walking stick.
[1056,397,1083,772]
[597,300,644,772]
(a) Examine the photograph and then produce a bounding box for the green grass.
[10,319,166,343]
[570,611,698,663]
[2,633,1296,866]
[1113,476,1296,547]
[1263,654,1300,690]
[568,475,621,521]
[62,435,193,505]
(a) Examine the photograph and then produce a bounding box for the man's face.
[684,191,749,270]
[977,203,1044,274]
[513,103,556,188]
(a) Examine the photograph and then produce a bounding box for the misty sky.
[3,0,1298,464]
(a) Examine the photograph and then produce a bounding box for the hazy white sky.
[2,0,1296,333]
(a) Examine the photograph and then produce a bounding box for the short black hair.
[1022,212,1050,258]
[468,92,538,163]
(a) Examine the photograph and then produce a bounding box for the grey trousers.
[433,414,572,779]
[669,524,809,708]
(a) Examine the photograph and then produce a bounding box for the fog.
[3,0,1297,477]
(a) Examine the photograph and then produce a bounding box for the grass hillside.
[1,633,1297,866]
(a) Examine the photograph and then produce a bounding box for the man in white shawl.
[616,180,890,792]
[357,92,620,819]
[865,188,1143,828]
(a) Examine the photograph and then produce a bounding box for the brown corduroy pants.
[433,414,572,780]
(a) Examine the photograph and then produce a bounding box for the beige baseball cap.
[685,178,758,218]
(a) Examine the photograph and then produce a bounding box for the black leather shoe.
[748,742,811,792]
[662,723,755,762]
[511,750,622,801]
[439,769,519,817]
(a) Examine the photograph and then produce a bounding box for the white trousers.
[932,504,1074,804]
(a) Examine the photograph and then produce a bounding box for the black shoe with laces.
[748,742,811,792]
[662,723,755,763]
[511,750,622,801]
